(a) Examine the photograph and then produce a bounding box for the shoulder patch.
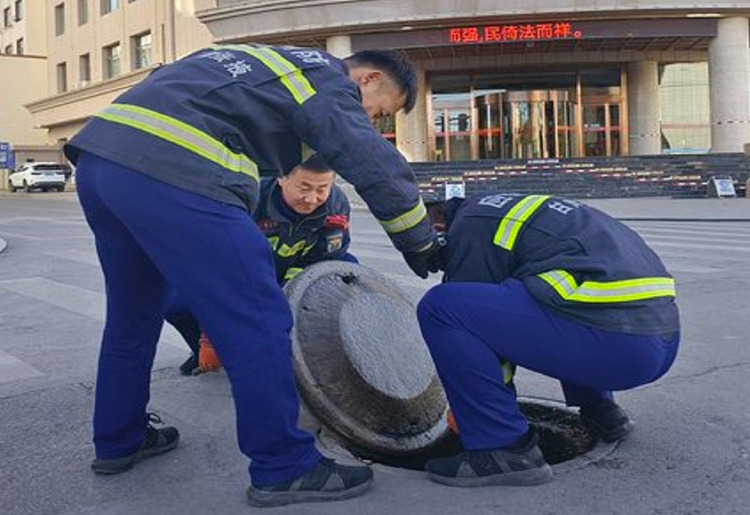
[477,194,518,210]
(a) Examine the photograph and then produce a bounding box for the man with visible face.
[260,154,355,283]
[165,153,355,372]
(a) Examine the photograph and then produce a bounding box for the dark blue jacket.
[444,193,680,335]
[254,177,351,283]
[63,45,432,252]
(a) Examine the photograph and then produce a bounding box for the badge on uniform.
[326,231,344,253]
[257,218,280,236]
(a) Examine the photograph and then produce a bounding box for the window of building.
[14,0,21,21]
[78,0,88,25]
[15,37,23,55]
[101,0,119,15]
[57,62,68,93]
[373,115,397,146]
[4,44,12,54]
[659,62,711,154]
[54,3,65,36]
[3,7,10,27]
[103,42,121,79]
[131,31,152,70]
[79,53,91,84]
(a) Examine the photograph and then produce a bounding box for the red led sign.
[449,23,583,44]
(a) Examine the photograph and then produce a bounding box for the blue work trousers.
[165,252,359,354]
[417,279,679,450]
[76,152,320,486]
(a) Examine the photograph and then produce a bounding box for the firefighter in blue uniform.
[167,153,358,375]
[418,193,680,487]
[64,45,445,507]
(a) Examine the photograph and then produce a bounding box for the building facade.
[27,0,214,146]
[198,1,750,162]
[0,0,50,170]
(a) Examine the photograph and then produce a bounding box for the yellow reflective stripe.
[300,143,315,160]
[96,104,259,182]
[284,267,304,281]
[493,195,550,250]
[277,240,308,258]
[538,269,676,303]
[267,236,279,251]
[501,361,516,385]
[217,45,316,104]
[380,199,427,234]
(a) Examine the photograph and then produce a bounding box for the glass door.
[582,96,622,157]
[474,92,503,159]
[429,69,625,161]
[433,93,472,161]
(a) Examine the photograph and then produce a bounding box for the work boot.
[91,413,180,475]
[246,457,374,507]
[179,353,199,376]
[425,431,552,487]
[579,400,634,442]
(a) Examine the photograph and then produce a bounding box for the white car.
[8,162,67,193]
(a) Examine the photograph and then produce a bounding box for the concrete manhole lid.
[285,261,448,456]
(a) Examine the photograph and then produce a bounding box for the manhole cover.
[286,262,606,471]
[285,262,447,456]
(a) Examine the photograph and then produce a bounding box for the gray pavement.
[1,191,749,515]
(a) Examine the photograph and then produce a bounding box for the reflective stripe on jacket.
[64,44,433,252]
[444,193,680,335]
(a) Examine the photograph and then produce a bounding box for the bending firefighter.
[418,193,680,487]
[65,45,444,508]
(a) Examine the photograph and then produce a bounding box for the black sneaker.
[91,413,180,475]
[425,431,552,487]
[179,354,199,376]
[579,400,634,442]
[246,457,374,507]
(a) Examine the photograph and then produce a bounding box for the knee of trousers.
[417,284,460,328]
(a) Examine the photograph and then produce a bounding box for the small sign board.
[708,176,736,198]
[0,142,10,169]
[445,182,466,200]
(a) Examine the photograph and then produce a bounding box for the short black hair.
[290,153,334,175]
[345,49,418,113]
[426,197,465,230]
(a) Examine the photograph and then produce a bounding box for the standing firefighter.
[64,45,445,507]
[418,194,680,487]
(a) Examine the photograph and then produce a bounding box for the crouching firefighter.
[165,153,358,375]
[418,193,680,487]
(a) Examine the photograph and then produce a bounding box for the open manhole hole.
[286,263,612,472]
[338,400,598,471]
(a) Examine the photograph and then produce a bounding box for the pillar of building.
[326,35,352,59]
[708,17,750,153]
[627,61,661,155]
[396,67,429,162]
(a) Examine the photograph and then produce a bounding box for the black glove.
[403,234,448,279]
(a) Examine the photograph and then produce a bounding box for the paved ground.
[1,191,749,515]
